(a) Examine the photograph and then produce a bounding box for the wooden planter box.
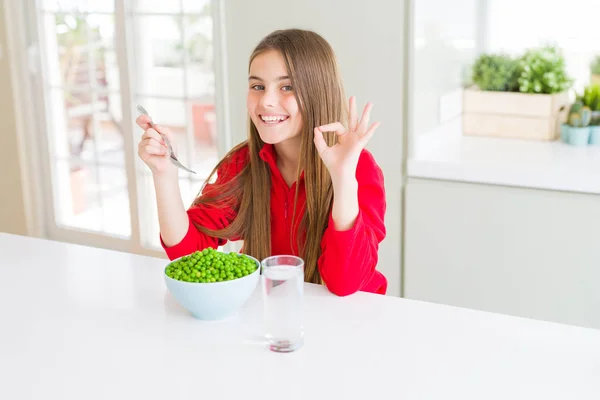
[462,87,569,141]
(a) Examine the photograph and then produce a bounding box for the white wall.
[222,0,406,296]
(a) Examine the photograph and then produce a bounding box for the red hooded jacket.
[161,143,387,296]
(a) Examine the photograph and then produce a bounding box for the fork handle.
[148,120,175,156]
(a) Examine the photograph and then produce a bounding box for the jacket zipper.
[284,198,288,219]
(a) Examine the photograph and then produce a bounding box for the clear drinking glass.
[261,255,304,352]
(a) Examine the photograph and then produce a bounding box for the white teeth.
[261,115,287,123]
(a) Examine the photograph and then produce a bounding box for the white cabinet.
[404,177,600,329]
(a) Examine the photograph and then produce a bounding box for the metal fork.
[136,105,196,174]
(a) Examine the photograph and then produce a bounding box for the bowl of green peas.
[164,247,260,320]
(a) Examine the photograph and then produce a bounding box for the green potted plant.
[463,45,572,141]
[565,102,592,146]
[590,55,600,86]
[577,83,600,117]
[470,53,520,92]
[517,46,573,94]
[577,84,600,145]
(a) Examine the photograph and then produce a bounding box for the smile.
[259,115,289,125]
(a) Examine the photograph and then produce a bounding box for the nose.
[259,87,278,108]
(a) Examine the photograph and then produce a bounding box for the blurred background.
[1,0,599,329]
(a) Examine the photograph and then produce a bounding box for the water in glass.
[261,257,304,352]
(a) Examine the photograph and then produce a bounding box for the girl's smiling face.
[247,50,303,145]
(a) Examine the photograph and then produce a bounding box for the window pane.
[88,14,119,91]
[137,171,160,249]
[184,15,214,99]
[49,87,90,160]
[55,160,102,232]
[42,0,115,13]
[98,166,131,238]
[188,100,219,177]
[47,12,116,88]
[131,16,185,97]
[53,88,122,165]
[180,16,219,178]
[100,48,120,92]
[132,0,181,14]
[41,0,61,11]
[47,13,90,87]
[182,0,212,14]
[89,1,115,13]
[95,103,125,165]
[54,161,131,238]
[45,27,129,238]
[487,0,600,91]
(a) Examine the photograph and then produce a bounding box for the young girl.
[136,29,387,296]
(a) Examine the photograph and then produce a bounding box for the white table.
[1,233,599,399]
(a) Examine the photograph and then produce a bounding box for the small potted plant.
[577,83,600,119]
[470,53,520,92]
[463,45,572,141]
[590,55,600,86]
[576,84,600,145]
[566,102,592,146]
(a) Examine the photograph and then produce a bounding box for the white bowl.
[163,252,260,320]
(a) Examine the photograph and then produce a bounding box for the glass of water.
[261,255,304,352]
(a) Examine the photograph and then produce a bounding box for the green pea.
[166,249,257,283]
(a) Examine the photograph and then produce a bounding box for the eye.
[281,85,293,92]
[251,84,265,91]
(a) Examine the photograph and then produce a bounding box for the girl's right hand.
[136,115,177,177]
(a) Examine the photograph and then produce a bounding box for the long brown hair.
[192,29,346,284]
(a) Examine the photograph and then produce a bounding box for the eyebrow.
[248,75,290,81]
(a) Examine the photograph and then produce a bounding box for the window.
[485,0,600,92]
[28,0,228,254]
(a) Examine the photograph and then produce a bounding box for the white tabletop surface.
[1,232,600,399]
[408,119,600,195]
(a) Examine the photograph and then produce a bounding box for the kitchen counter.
[408,119,600,195]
